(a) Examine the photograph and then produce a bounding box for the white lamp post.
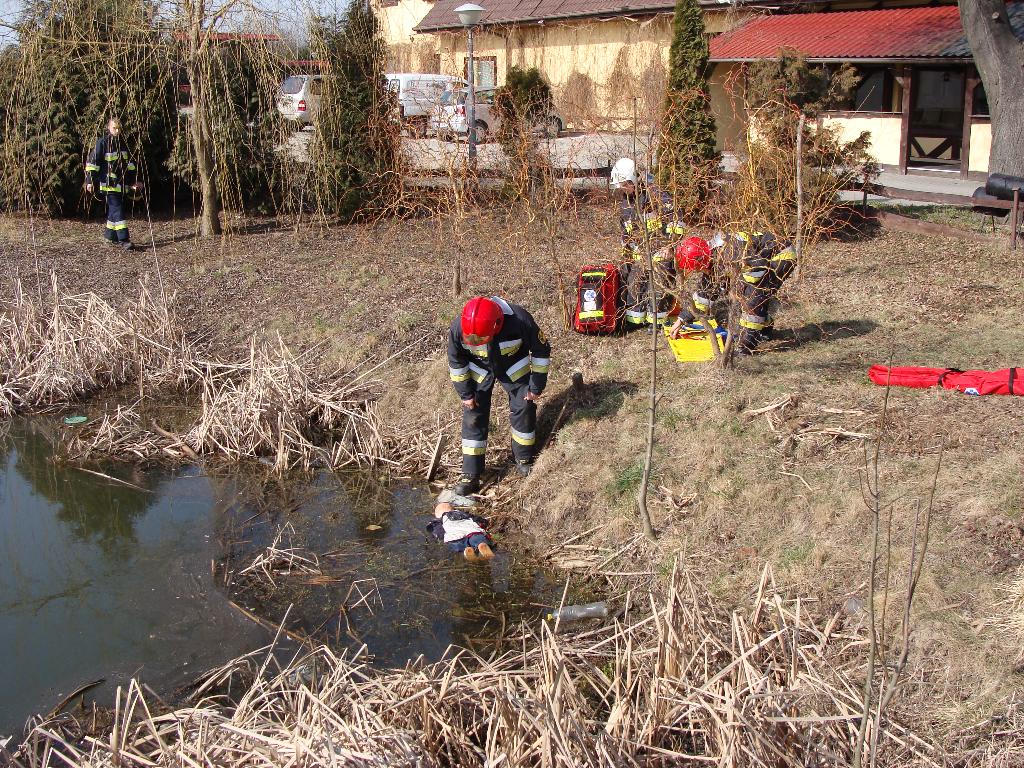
[454,3,484,164]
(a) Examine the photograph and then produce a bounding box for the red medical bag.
[573,264,621,334]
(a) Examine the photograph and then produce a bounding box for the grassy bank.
[2,204,1023,759]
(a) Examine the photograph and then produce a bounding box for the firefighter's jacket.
[448,297,551,399]
[618,178,686,257]
[721,232,797,288]
[679,232,795,320]
[85,134,137,194]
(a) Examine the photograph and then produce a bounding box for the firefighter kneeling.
[448,296,551,496]
[669,232,796,355]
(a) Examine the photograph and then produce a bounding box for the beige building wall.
[375,0,753,147]
[376,0,444,72]
[821,115,903,166]
[968,119,991,173]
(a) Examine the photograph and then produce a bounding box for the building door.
[907,68,965,169]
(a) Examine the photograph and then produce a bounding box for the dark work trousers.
[461,379,537,477]
[623,259,677,328]
[104,192,131,243]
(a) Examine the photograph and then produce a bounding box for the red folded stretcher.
[868,365,1023,396]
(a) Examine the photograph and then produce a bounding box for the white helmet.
[708,231,726,250]
[610,157,637,189]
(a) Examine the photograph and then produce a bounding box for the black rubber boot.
[514,460,533,478]
[454,475,481,495]
[739,328,772,355]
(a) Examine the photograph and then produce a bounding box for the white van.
[386,73,466,136]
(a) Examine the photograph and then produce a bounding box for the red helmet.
[675,236,713,272]
[461,296,504,340]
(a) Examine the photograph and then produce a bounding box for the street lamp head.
[454,2,485,27]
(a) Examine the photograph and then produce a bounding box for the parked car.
[429,87,563,141]
[386,73,467,137]
[277,74,322,126]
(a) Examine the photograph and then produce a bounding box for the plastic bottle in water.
[546,601,609,622]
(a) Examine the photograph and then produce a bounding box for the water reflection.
[0,420,581,738]
[12,426,150,555]
[0,421,267,737]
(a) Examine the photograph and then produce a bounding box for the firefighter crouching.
[448,296,551,496]
[85,117,141,250]
[668,231,797,354]
[610,157,685,328]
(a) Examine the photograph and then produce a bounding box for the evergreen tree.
[658,0,718,214]
[1,0,176,215]
[310,3,399,219]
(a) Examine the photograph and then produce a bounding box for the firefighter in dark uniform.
[668,231,796,354]
[448,296,551,495]
[609,158,686,328]
[670,235,719,328]
[85,118,140,250]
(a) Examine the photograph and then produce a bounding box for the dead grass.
[10,564,942,768]
[2,207,1022,750]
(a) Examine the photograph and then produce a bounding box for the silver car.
[429,87,563,141]
[277,75,322,126]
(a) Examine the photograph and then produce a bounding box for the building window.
[464,56,497,88]
[973,82,990,117]
[852,67,894,112]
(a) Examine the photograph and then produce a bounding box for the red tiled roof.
[709,4,1023,62]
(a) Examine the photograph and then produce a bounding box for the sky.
[0,0,353,47]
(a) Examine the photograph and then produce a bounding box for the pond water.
[0,420,573,737]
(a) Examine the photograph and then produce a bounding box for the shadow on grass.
[774,319,878,350]
[536,377,639,450]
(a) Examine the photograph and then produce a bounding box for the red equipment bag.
[869,365,1023,396]
[574,264,621,334]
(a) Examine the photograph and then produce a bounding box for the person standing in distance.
[85,118,141,250]
[447,296,551,495]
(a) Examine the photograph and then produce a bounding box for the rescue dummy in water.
[427,501,495,562]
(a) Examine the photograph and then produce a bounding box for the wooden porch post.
[961,67,980,180]
[898,65,912,175]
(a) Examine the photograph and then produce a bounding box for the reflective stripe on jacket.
[86,134,137,193]
[722,232,796,285]
[447,296,551,400]
[619,179,685,251]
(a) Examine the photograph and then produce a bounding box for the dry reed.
[0,275,190,414]
[184,336,388,472]
[10,563,941,767]
[1,278,403,472]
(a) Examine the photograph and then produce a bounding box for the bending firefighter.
[610,157,685,328]
[669,231,796,354]
[85,118,140,250]
[448,296,551,495]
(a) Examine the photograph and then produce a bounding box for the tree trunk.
[186,0,221,237]
[191,78,221,237]
[959,0,1024,176]
[635,234,658,542]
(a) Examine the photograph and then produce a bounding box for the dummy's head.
[434,502,453,518]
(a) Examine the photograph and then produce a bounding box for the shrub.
[309,4,400,219]
[1,0,176,215]
[494,66,555,200]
